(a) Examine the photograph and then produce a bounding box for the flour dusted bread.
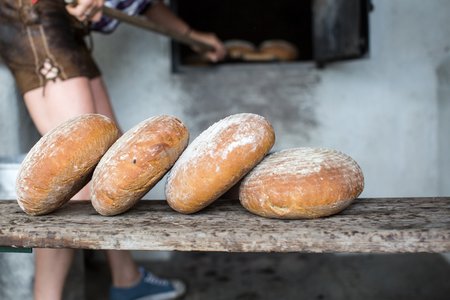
[91,115,189,216]
[166,113,275,214]
[16,114,119,216]
[224,40,256,59]
[259,40,298,61]
[239,148,364,219]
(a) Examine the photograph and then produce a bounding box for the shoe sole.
[134,280,186,300]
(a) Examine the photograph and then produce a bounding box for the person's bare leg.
[33,249,75,300]
[24,78,96,134]
[90,77,142,287]
[90,77,119,126]
[25,77,142,298]
[24,77,98,300]
[106,250,141,287]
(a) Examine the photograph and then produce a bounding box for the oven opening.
[170,0,371,71]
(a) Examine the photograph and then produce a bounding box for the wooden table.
[1,198,449,253]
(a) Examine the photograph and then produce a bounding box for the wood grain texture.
[0,198,449,253]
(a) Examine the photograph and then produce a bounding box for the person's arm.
[144,1,226,62]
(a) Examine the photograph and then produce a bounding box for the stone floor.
[85,252,450,300]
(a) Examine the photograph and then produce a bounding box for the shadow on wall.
[177,64,320,148]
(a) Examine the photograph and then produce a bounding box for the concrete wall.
[1,0,449,197]
[91,0,450,198]
[438,56,450,195]
[0,63,39,156]
[1,0,450,297]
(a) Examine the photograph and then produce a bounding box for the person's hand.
[65,0,104,23]
[188,30,226,63]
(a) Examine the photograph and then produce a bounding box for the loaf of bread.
[224,40,257,59]
[166,113,275,214]
[241,51,280,62]
[239,148,364,219]
[16,114,120,215]
[259,40,298,61]
[91,115,189,216]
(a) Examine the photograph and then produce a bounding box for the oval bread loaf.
[224,39,256,59]
[91,115,189,216]
[239,148,364,219]
[16,114,120,215]
[259,40,299,61]
[166,113,275,214]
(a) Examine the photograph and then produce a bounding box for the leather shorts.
[0,0,101,95]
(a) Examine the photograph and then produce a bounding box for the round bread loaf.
[239,148,364,219]
[224,40,257,59]
[166,113,275,214]
[16,114,120,216]
[259,40,299,61]
[91,115,189,216]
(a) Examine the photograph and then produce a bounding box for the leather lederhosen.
[0,0,101,94]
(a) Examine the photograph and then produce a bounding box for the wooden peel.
[64,0,214,53]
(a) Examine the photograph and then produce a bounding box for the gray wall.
[438,56,450,195]
[0,63,39,156]
[91,0,450,198]
[0,0,449,197]
[1,1,450,298]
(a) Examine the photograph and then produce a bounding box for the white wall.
[0,64,39,156]
[313,0,450,197]
[0,0,448,197]
[91,0,450,198]
[2,1,449,296]
[438,56,450,195]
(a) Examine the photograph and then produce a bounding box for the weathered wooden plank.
[0,198,449,253]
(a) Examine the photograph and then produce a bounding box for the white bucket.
[0,154,25,200]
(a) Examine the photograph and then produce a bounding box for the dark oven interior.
[171,0,312,67]
[171,0,371,70]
